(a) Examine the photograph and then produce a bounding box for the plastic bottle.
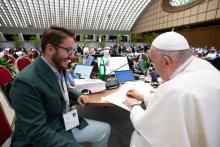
[99,57,106,81]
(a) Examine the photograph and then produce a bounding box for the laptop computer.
[115,70,135,83]
[73,64,93,79]
[84,55,95,65]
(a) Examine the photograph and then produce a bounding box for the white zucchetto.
[152,31,190,51]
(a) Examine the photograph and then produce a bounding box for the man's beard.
[51,51,68,70]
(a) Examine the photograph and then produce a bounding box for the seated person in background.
[12,52,19,59]
[148,66,159,87]
[124,32,220,147]
[10,26,110,147]
[66,69,79,86]
[204,47,218,60]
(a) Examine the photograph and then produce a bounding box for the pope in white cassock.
[124,32,220,147]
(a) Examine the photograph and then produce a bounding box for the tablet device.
[115,70,135,83]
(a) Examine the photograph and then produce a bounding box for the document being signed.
[101,81,153,111]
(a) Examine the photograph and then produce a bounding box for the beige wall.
[132,0,220,33]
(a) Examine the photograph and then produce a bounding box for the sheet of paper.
[101,81,153,111]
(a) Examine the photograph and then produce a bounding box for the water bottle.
[99,57,106,81]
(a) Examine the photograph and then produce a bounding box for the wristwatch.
[131,103,140,109]
[130,101,147,110]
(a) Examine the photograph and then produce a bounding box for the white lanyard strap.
[58,73,70,106]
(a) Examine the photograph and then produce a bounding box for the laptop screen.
[73,65,93,79]
[115,70,135,83]
[84,55,94,65]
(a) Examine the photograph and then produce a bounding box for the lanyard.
[58,73,70,110]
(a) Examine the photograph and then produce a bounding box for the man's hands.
[124,89,144,108]
[77,95,89,108]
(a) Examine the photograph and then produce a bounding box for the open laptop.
[115,70,135,83]
[73,64,93,79]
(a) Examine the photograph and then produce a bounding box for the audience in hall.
[1,30,220,147]
[192,46,220,60]
[124,32,220,147]
[204,47,219,60]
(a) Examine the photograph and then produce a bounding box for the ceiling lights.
[0,0,151,31]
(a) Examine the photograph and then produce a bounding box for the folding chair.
[0,66,13,105]
[15,57,31,71]
[0,66,13,87]
[8,57,15,65]
[0,103,12,146]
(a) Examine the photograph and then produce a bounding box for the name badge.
[63,108,79,131]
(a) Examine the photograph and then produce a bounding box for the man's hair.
[41,25,75,53]
[156,49,193,65]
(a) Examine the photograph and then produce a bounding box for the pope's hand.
[77,95,89,108]
[126,89,144,101]
[124,97,140,108]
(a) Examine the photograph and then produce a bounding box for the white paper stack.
[101,81,153,111]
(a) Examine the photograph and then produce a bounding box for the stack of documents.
[101,81,153,111]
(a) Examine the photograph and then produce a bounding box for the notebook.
[84,55,94,65]
[73,64,93,79]
[115,70,135,83]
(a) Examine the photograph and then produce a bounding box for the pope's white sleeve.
[143,92,155,107]
[130,105,145,127]
[143,94,149,106]
[130,87,192,147]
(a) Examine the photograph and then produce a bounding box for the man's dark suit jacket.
[10,57,82,147]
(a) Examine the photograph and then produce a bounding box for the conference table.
[86,81,157,107]
[87,87,119,106]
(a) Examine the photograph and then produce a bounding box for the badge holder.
[63,106,79,131]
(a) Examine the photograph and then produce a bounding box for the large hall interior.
[1,0,220,147]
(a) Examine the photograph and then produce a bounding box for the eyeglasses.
[52,44,76,55]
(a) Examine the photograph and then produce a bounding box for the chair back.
[28,53,33,60]
[0,66,13,87]
[0,103,12,146]
[8,57,15,65]
[15,57,31,71]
